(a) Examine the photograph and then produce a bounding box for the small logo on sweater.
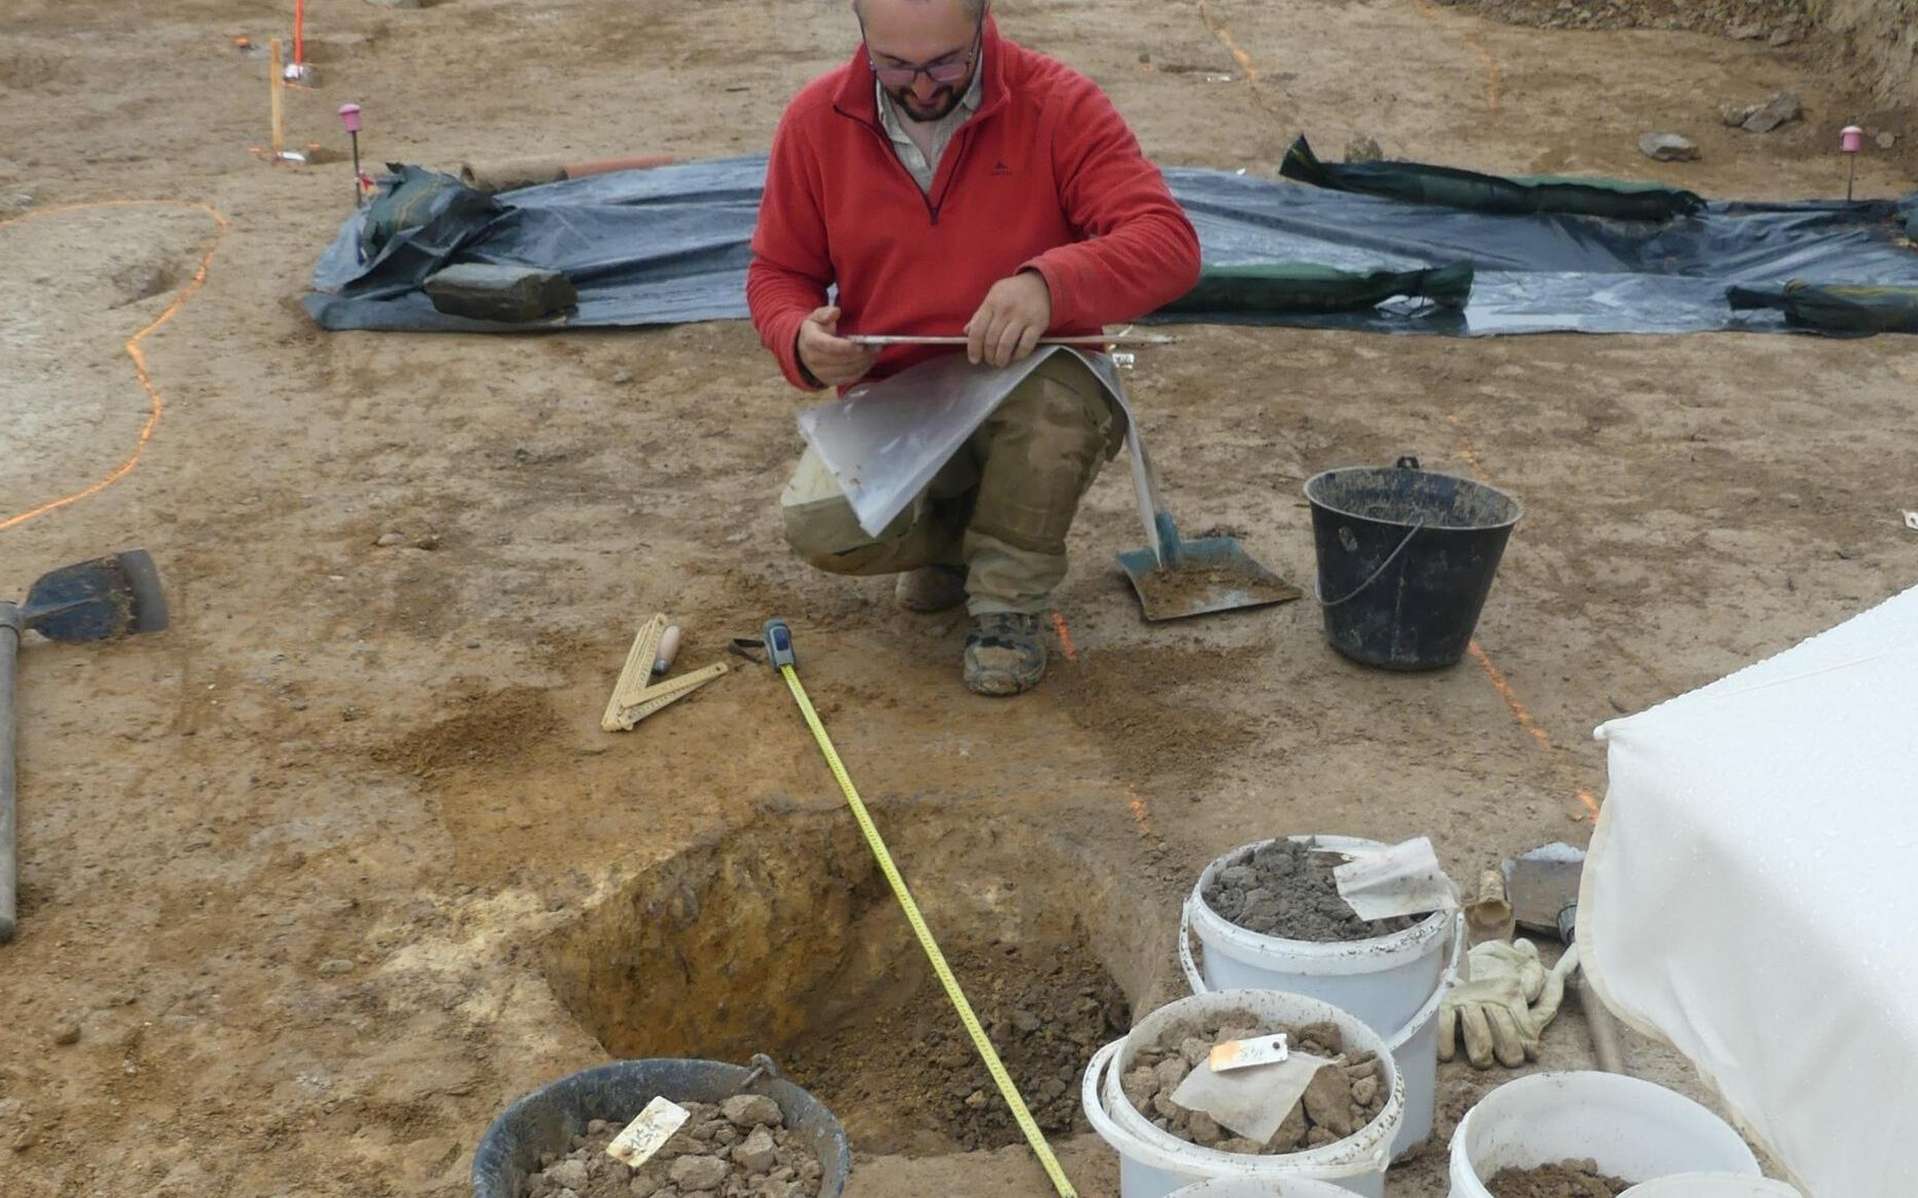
[991,160,1012,176]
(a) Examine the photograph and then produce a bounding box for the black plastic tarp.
[304,153,1918,337]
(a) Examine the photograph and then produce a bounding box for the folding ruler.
[599,613,729,732]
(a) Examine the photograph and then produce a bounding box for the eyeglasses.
[861,12,983,89]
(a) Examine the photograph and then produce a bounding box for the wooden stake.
[269,38,286,156]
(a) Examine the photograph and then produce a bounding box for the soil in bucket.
[1118,1005,1388,1153]
[521,1096,823,1198]
[1202,839,1428,941]
[1488,1159,1635,1198]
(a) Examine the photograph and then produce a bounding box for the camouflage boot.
[963,613,1048,696]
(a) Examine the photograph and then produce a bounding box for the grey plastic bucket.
[1304,456,1521,670]
[471,1058,851,1198]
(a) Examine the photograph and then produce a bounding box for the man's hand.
[795,306,876,388]
[965,271,1053,369]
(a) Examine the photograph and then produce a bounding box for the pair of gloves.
[1438,938,1582,1069]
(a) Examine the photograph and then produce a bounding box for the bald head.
[854,0,987,25]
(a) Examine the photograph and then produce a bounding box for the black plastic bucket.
[471,1057,851,1198]
[1303,456,1521,670]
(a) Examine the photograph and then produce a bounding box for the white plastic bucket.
[1620,1176,1803,1198]
[1184,837,1453,1036]
[1448,1072,1762,1198]
[1181,845,1463,1162]
[1084,988,1405,1198]
[1166,1179,1358,1197]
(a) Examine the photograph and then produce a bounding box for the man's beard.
[888,81,965,122]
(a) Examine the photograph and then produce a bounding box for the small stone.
[1120,1066,1159,1110]
[1302,1063,1356,1138]
[551,1190,579,1198]
[721,1094,782,1129]
[1264,1101,1306,1151]
[1305,1124,1339,1147]
[1153,1057,1191,1092]
[1011,1008,1042,1034]
[1878,132,1898,150]
[1352,1076,1379,1106]
[317,959,354,976]
[1742,91,1803,134]
[1179,1037,1211,1067]
[630,1176,661,1197]
[52,1021,81,1046]
[1217,1137,1264,1154]
[963,1089,988,1109]
[415,533,440,550]
[1727,22,1763,39]
[670,1154,731,1190]
[586,1119,609,1135]
[1151,1091,1183,1121]
[375,532,405,547]
[612,368,634,384]
[1639,132,1699,162]
[1769,28,1796,47]
[545,1159,589,1190]
[733,1126,778,1173]
[1721,102,1759,127]
[1186,1111,1225,1145]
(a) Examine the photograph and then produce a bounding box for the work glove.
[1438,939,1579,1069]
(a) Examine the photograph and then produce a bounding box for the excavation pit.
[541,805,1163,1157]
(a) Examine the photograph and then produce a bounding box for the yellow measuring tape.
[759,619,1077,1198]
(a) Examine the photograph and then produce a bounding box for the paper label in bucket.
[1171,1051,1333,1143]
[1333,836,1460,920]
[1209,1032,1289,1073]
[605,1097,690,1169]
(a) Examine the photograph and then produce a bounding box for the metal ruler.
[756,618,1078,1198]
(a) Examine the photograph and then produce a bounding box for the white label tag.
[605,1097,690,1169]
[1209,1033,1290,1073]
[1903,510,1918,532]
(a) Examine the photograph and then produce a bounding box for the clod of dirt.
[1487,1158,1634,1198]
[1122,1006,1387,1152]
[1203,839,1424,942]
[783,940,1128,1154]
[520,1098,823,1198]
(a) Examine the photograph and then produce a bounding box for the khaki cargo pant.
[781,353,1124,616]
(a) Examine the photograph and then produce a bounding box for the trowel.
[1503,842,1627,1074]
[1114,401,1300,621]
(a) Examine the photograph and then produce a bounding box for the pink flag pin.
[1841,125,1864,201]
[338,104,365,207]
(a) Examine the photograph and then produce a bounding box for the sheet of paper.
[1171,1051,1331,1144]
[1334,835,1459,920]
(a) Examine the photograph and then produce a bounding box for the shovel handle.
[1,601,19,944]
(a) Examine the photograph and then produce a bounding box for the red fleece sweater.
[746,20,1201,390]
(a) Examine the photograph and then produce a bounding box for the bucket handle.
[1313,520,1425,608]
[1180,899,1465,1049]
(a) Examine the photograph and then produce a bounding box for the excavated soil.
[521,1098,822,1198]
[1121,1007,1387,1153]
[1487,1159,1634,1198]
[782,941,1128,1154]
[1203,838,1425,942]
